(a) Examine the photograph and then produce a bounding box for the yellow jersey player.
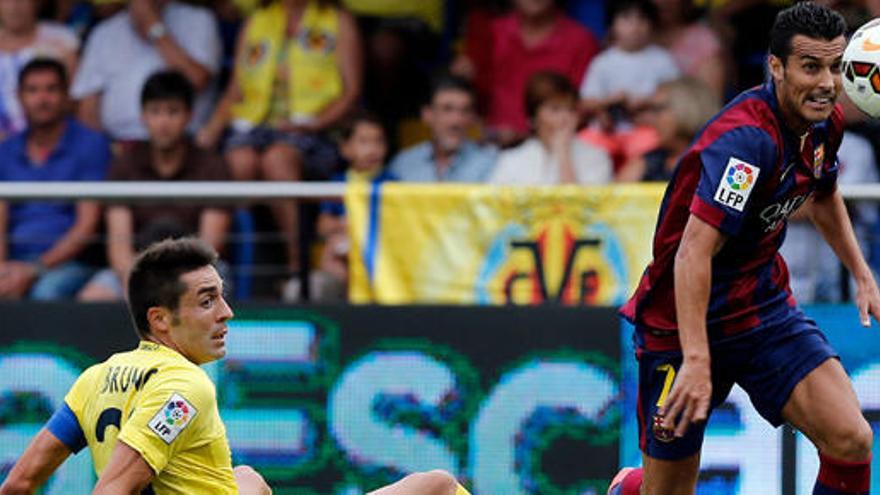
[0,238,271,495]
[0,238,470,495]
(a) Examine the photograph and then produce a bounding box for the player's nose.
[217,296,234,321]
[817,67,836,91]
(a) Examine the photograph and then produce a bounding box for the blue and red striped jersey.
[620,81,844,352]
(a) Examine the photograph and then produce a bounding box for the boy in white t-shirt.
[578,0,679,168]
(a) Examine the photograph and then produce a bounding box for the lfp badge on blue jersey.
[813,144,825,178]
[714,157,760,212]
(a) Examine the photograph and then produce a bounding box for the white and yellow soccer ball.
[843,19,880,117]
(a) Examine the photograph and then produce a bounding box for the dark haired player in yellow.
[0,238,269,494]
[0,238,470,495]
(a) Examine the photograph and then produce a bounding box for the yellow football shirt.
[65,341,236,494]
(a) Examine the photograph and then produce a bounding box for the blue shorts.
[636,311,837,460]
[225,126,340,180]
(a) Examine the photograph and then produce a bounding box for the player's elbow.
[234,465,272,495]
[403,470,460,495]
[674,241,701,269]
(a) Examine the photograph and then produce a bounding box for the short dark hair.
[340,109,385,140]
[428,72,475,104]
[140,70,195,109]
[18,58,68,89]
[127,238,219,340]
[524,71,577,120]
[607,0,659,27]
[769,2,846,62]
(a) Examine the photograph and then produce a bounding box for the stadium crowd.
[0,0,877,303]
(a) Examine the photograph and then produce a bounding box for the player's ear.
[768,54,784,84]
[147,306,172,335]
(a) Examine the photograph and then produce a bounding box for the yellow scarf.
[232,1,342,126]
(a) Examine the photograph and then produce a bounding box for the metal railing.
[0,181,346,202]
[0,181,874,202]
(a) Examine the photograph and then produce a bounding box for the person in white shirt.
[490,71,612,185]
[579,0,679,129]
[71,0,221,141]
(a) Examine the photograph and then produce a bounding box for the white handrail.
[0,181,875,202]
[0,181,346,202]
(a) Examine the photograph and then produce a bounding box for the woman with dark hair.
[197,0,362,286]
[489,71,611,185]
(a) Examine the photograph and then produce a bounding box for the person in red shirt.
[452,0,599,146]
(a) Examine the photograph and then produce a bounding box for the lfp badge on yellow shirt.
[347,183,664,306]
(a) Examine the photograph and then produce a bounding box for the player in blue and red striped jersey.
[611,3,878,495]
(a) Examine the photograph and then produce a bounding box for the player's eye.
[200,296,215,309]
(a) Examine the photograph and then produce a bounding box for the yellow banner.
[347,183,665,305]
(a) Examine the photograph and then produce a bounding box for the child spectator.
[77,71,231,301]
[578,0,679,168]
[0,0,79,140]
[490,71,611,185]
[652,0,726,99]
[307,111,394,302]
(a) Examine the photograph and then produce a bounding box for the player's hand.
[547,112,577,155]
[0,261,37,299]
[855,276,880,327]
[659,357,711,438]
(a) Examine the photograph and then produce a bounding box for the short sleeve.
[46,403,87,453]
[116,369,216,474]
[174,8,222,74]
[658,49,681,83]
[70,24,109,99]
[579,53,606,99]
[77,131,112,181]
[690,126,777,236]
[63,364,101,421]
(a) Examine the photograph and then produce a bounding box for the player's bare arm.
[92,441,155,495]
[0,429,71,495]
[807,189,880,326]
[662,214,727,437]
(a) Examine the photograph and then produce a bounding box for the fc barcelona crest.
[813,143,825,178]
[652,413,675,443]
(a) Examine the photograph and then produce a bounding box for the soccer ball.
[843,19,880,117]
